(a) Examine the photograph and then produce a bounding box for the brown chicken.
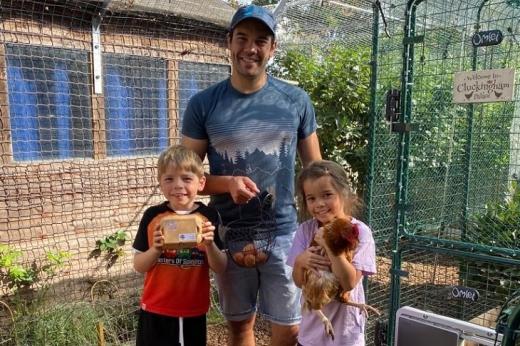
[301,217,380,339]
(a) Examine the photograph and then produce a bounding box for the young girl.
[287,160,376,346]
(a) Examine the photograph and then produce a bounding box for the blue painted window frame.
[178,61,230,127]
[5,44,93,161]
[104,54,168,157]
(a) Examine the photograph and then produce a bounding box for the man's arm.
[180,135,208,162]
[297,132,322,167]
[181,135,259,203]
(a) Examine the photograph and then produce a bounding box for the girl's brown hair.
[157,145,204,180]
[296,160,361,220]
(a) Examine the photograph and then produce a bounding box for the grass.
[208,282,225,325]
[3,294,139,346]
[12,301,100,345]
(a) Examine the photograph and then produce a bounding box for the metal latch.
[385,89,400,122]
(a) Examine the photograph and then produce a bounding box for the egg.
[242,243,256,255]
[243,253,256,267]
[232,251,245,266]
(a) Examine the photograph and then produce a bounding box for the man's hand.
[228,176,260,204]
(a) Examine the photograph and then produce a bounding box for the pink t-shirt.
[287,218,376,346]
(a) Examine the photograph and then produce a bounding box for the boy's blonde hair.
[297,160,361,220]
[157,145,204,180]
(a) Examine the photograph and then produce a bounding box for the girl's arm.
[326,251,362,291]
[201,221,227,273]
[133,227,163,273]
[292,245,331,287]
[292,248,309,288]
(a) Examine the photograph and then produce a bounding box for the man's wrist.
[227,176,237,191]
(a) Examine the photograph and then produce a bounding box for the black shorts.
[136,309,206,346]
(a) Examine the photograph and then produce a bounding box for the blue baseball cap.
[229,5,277,36]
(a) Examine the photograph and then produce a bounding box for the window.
[178,61,230,126]
[104,54,168,156]
[6,44,92,161]
[5,46,229,161]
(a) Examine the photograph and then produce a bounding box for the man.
[181,5,321,346]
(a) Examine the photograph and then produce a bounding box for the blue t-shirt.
[182,75,317,235]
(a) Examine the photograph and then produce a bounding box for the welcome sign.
[453,68,515,103]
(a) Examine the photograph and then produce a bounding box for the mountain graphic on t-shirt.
[209,137,294,210]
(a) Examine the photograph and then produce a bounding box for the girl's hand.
[152,225,164,252]
[299,245,330,274]
[313,227,327,249]
[200,221,216,247]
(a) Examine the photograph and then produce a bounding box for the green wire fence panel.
[366,0,520,344]
[397,246,520,328]
[396,0,519,252]
[368,0,520,251]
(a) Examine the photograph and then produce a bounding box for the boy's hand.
[152,225,164,252]
[200,221,216,247]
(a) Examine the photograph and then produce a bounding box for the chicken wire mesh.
[395,246,519,329]
[220,191,276,268]
[1,0,520,344]
[1,0,232,343]
[274,0,377,49]
[365,0,520,344]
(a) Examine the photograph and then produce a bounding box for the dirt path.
[207,316,271,345]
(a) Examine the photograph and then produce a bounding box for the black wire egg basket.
[219,191,276,268]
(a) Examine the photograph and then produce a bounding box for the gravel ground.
[207,315,271,346]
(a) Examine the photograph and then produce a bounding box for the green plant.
[90,281,140,344]
[208,277,225,325]
[466,180,520,299]
[7,279,139,346]
[95,297,139,343]
[0,247,72,344]
[13,301,100,346]
[89,230,130,270]
[470,179,520,248]
[273,44,372,192]
[0,245,71,292]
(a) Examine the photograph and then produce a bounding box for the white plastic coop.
[395,306,503,346]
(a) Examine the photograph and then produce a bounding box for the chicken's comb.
[351,224,359,238]
[341,223,359,245]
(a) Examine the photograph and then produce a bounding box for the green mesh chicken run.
[363,0,520,344]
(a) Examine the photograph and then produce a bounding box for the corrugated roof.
[106,0,235,28]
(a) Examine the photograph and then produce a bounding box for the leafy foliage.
[272,44,372,191]
[465,179,520,299]
[0,245,71,293]
[470,179,520,249]
[89,230,130,270]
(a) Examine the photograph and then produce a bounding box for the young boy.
[132,145,227,346]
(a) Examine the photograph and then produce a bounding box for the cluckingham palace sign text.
[453,68,515,104]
